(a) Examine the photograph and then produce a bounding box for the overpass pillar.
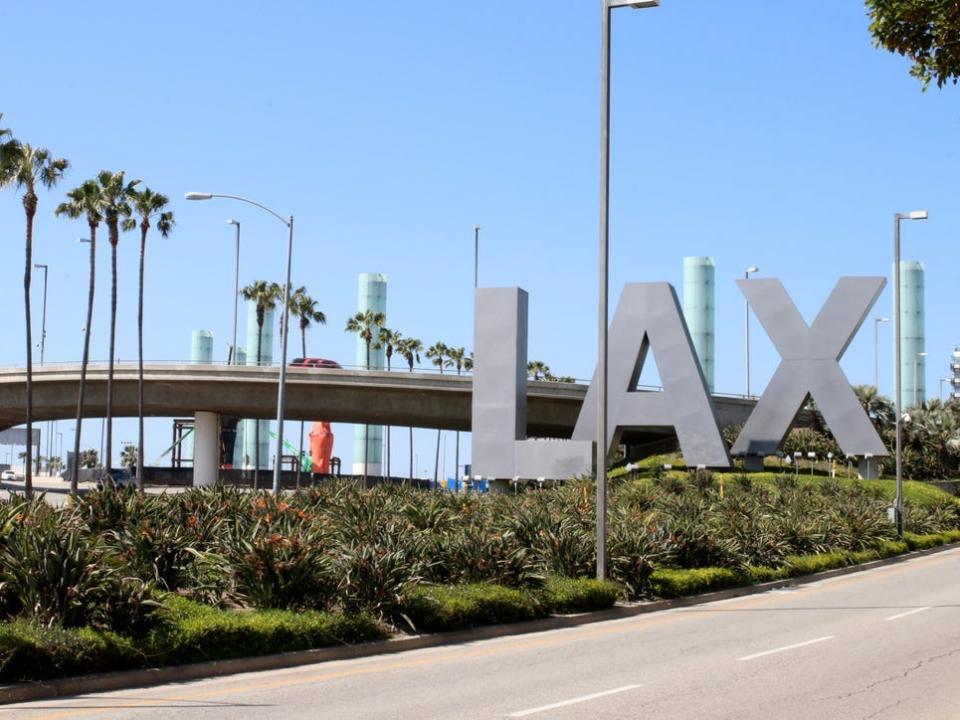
[194,412,219,487]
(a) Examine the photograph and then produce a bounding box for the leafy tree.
[3,139,68,497]
[853,385,896,430]
[79,449,99,469]
[527,360,551,381]
[345,310,385,482]
[98,170,140,476]
[241,280,282,488]
[867,0,960,89]
[120,444,138,470]
[47,456,64,475]
[287,287,326,487]
[128,188,174,491]
[56,179,104,495]
[396,336,422,482]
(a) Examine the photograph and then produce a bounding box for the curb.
[3,541,959,705]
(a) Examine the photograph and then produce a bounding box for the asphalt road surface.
[6,547,960,719]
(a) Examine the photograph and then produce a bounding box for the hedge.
[405,584,546,633]
[541,576,621,614]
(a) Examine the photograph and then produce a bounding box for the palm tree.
[55,179,104,494]
[120,444,138,471]
[128,188,174,491]
[853,384,896,431]
[4,142,69,497]
[378,327,401,479]
[79,449,99,469]
[396,337,422,482]
[98,170,139,476]
[288,287,326,488]
[426,342,448,484]
[241,280,282,488]
[345,310,386,482]
[527,360,551,381]
[445,346,467,485]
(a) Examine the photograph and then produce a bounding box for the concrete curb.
[3,541,959,705]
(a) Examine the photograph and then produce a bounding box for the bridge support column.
[194,412,219,487]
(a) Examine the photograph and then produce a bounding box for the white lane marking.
[885,606,932,621]
[738,635,835,661]
[506,684,643,717]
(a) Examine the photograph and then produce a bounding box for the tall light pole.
[33,263,48,366]
[914,351,928,407]
[894,210,927,537]
[187,192,295,494]
[473,225,480,289]
[873,317,888,390]
[744,266,759,397]
[597,0,659,581]
[227,219,241,364]
[940,377,949,402]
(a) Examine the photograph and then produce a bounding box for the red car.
[290,357,342,369]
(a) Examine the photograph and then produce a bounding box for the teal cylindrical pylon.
[682,257,715,392]
[896,261,925,409]
[243,301,274,470]
[185,330,214,460]
[353,273,387,476]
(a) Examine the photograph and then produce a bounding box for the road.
[5,547,960,719]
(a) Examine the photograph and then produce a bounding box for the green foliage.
[541,576,620,614]
[405,584,546,633]
[649,567,744,598]
[147,597,386,665]
[867,0,960,89]
[0,620,138,683]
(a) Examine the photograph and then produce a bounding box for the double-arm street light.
[186,192,294,495]
[597,0,659,580]
[873,317,889,390]
[227,219,241,365]
[893,210,927,536]
[33,263,48,366]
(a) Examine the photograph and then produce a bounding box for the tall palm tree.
[241,280,282,488]
[55,179,104,494]
[378,327,401,479]
[288,287,326,488]
[396,337,422,482]
[8,143,68,497]
[426,342,448,485]
[527,360,551,381]
[345,310,386,482]
[97,170,139,476]
[128,188,174,491]
[445,346,467,485]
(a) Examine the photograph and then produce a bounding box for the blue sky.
[1,1,957,474]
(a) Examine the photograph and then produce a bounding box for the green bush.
[541,576,620,614]
[783,552,849,576]
[147,597,386,665]
[404,584,546,633]
[648,567,744,598]
[0,620,138,683]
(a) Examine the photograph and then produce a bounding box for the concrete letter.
[572,283,730,468]
[732,277,887,457]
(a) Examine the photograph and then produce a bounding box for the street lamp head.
[745,266,759,274]
[185,192,213,201]
[917,351,928,357]
[33,263,47,269]
[227,218,239,226]
[77,237,91,244]
[898,210,928,220]
[877,317,889,323]
[608,0,659,7]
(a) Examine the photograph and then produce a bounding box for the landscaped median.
[2,477,959,685]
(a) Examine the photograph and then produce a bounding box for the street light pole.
[873,317,889,390]
[596,0,659,581]
[894,210,927,537]
[473,225,480,290]
[186,192,295,494]
[34,263,48,366]
[227,220,241,365]
[744,266,759,397]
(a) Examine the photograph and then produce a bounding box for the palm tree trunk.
[105,239,117,474]
[364,339,370,486]
[296,327,306,489]
[408,363,414,483]
[254,321,263,489]
[22,194,36,498]
[136,225,147,491]
[385,355,391,481]
[72,225,96,494]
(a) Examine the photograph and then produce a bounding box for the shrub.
[648,567,743,598]
[404,584,545,633]
[541,576,620,614]
[0,620,138,683]
[147,597,386,665]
